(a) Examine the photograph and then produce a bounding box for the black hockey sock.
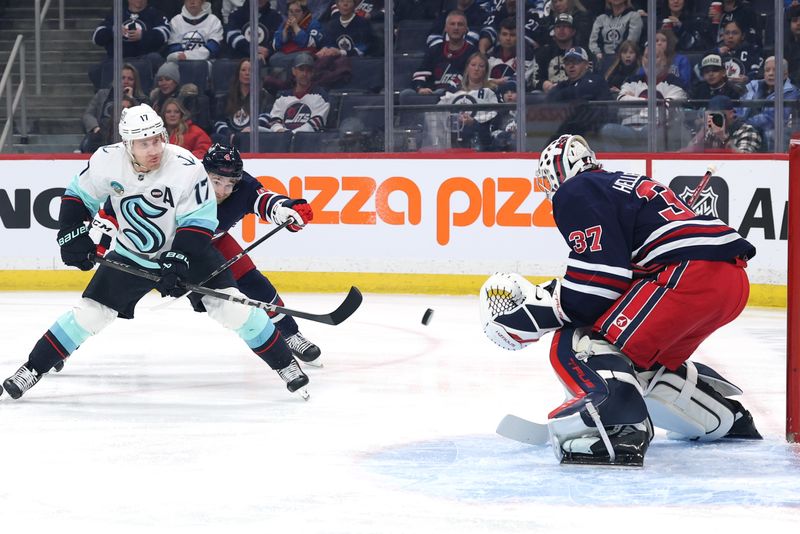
[27,331,70,374]
[251,328,294,370]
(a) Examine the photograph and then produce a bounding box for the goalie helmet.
[203,143,243,180]
[479,273,567,351]
[536,134,599,194]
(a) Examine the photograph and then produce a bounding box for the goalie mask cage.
[788,141,800,443]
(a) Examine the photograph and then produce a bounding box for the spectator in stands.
[657,0,711,52]
[147,62,208,133]
[541,0,593,50]
[715,19,763,87]
[490,79,517,151]
[329,0,385,22]
[427,0,492,49]
[267,53,331,132]
[588,0,643,67]
[213,58,274,144]
[271,0,324,70]
[316,0,375,58]
[599,43,687,151]
[487,17,537,89]
[477,0,550,53]
[681,94,762,152]
[427,52,500,149]
[165,0,224,61]
[277,0,330,21]
[785,5,800,85]
[82,63,149,153]
[162,97,213,157]
[225,0,283,63]
[739,56,800,151]
[90,0,171,88]
[406,10,478,96]
[710,0,759,48]
[535,13,579,92]
[656,29,690,89]
[546,46,613,138]
[604,39,641,94]
[690,52,744,100]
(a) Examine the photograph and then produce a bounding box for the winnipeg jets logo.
[336,34,355,53]
[181,30,204,51]
[243,22,268,45]
[284,103,313,130]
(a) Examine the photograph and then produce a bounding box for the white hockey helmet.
[119,103,167,144]
[536,134,599,194]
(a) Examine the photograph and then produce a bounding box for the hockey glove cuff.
[272,199,313,232]
[57,223,96,271]
[156,250,190,298]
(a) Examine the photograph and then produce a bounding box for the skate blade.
[560,456,643,468]
[294,387,310,401]
[302,359,323,368]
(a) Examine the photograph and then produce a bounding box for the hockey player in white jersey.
[1,104,311,400]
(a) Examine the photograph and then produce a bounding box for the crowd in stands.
[80,0,800,153]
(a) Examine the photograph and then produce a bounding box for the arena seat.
[234,131,293,153]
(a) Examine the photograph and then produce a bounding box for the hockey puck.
[421,308,434,325]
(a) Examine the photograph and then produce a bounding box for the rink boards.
[0,153,789,306]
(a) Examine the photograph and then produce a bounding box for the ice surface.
[0,292,797,532]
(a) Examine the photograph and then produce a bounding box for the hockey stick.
[92,255,362,325]
[150,219,292,311]
[687,165,716,208]
[496,414,551,445]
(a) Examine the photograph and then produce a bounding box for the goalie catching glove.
[479,273,569,350]
[271,198,313,232]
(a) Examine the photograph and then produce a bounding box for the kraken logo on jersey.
[119,195,168,253]
[181,30,205,51]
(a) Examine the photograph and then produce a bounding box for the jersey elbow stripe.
[565,269,630,292]
[567,258,632,278]
[636,233,742,265]
[562,279,622,300]
[635,224,736,259]
[633,219,726,257]
[176,226,213,237]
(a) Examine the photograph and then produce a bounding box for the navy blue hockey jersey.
[553,169,756,326]
[215,171,288,235]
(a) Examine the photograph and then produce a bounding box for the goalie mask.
[479,273,568,351]
[536,134,599,195]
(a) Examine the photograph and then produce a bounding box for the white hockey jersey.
[65,143,217,269]
[166,1,224,61]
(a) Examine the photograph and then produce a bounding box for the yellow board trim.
[0,270,787,308]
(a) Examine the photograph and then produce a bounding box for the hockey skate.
[285,332,322,367]
[277,360,310,400]
[559,422,652,467]
[723,400,763,439]
[3,364,43,400]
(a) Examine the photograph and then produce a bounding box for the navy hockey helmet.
[203,143,243,180]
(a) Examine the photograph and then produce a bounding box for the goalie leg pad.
[640,361,760,441]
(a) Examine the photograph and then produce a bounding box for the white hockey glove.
[270,198,314,232]
[479,273,569,350]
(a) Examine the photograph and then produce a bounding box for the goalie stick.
[92,255,362,325]
[687,165,716,208]
[150,219,292,311]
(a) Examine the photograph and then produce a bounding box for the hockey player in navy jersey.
[479,134,761,466]
[201,144,321,365]
[1,104,311,400]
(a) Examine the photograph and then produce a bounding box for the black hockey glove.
[57,223,96,271]
[156,250,190,298]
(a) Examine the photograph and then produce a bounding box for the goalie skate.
[286,332,322,367]
[559,422,651,468]
[3,364,43,400]
[277,360,310,400]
